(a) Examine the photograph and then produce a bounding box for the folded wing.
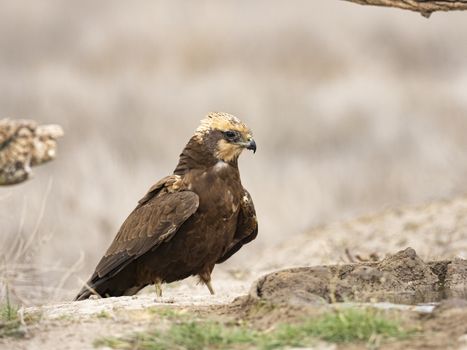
[217,189,258,264]
[75,176,199,300]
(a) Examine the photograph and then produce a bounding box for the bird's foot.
[154,280,163,298]
[198,268,215,295]
[205,280,215,295]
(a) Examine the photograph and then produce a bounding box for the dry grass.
[1,1,467,304]
[0,180,83,305]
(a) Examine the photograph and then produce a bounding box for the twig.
[0,119,63,186]
[11,178,53,263]
[342,0,467,17]
[52,252,85,301]
[345,248,356,263]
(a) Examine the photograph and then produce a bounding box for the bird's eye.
[224,131,236,139]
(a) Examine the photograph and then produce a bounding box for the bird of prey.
[0,119,63,185]
[75,112,257,300]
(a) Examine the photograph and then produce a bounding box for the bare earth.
[3,196,467,350]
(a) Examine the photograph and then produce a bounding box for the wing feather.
[217,189,258,263]
[93,180,199,279]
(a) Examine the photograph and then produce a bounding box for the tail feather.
[74,278,134,300]
[74,265,145,301]
[74,285,96,301]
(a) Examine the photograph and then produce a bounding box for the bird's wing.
[217,188,258,264]
[93,175,199,279]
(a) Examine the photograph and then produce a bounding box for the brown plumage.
[75,112,257,300]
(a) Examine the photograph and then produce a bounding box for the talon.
[206,281,215,295]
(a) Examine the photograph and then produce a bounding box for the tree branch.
[342,0,467,17]
[0,119,63,186]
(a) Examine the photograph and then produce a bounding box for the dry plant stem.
[52,252,85,301]
[1,179,82,305]
[342,0,467,17]
[7,179,52,263]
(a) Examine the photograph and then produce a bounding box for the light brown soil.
[3,249,466,350]
[3,198,467,350]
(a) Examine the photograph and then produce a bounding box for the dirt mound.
[251,248,467,305]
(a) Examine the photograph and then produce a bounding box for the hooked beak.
[245,139,257,153]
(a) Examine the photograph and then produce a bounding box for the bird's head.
[195,112,256,163]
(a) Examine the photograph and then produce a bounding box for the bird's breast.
[182,168,240,229]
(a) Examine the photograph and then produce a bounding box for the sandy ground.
[2,196,467,350]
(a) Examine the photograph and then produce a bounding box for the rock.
[251,248,467,306]
[378,247,438,285]
[445,258,467,299]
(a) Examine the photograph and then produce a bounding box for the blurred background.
[1,0,467,305]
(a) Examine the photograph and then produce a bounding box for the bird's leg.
[154,278,163,298]
[199,267,215,295]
